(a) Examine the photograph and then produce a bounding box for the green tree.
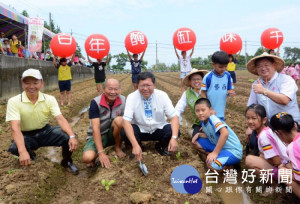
[190,57,202,66]
[284,47,300,62]
[21,10,29,17]
[112,53,128,70]
[141,60,148,71]
[106,53,112,69]
[75,43,82,58]
[44,18,61,34]
[156,63,167,71]
[170,63,180,71]
[254,47,264,56]
[236,55,246,68]
[43,16,61,52]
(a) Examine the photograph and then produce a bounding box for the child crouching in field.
[245,105,289,181]
[270,112,300,198]
[192,98,243,171]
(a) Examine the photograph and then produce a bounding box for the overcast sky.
[2,0,300,68]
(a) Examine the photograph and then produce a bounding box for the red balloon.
[125,31,148,54]
[173,27,196,51]
[85,34,110,59]
[50,33,76,57]
[261,28,283,50]
[220,33,242,54]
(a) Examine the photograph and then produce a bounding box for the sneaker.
[155,143,170,156]
[61,160,79,175]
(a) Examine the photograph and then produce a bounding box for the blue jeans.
[8,124,72,162]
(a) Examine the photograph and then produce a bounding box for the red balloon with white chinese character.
[220,33,242,54]
[173,27,196,51]
[85,34,110,59]
[261,28,283,50]
[50,33,77,57]
[125,31,148,54]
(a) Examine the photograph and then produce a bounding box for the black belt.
[21,124,50,136]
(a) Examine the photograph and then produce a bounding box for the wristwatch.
[172,135,178,140]
[263,89,268,96]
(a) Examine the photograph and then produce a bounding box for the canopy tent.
[0,2,55,42]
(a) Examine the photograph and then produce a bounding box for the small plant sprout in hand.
[101,179,116,191]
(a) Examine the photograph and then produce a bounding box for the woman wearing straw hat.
[247,52,300,123]
[175,68,208,136]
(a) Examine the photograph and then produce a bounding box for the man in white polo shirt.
[121,72,180,161]
[6,68,79,174]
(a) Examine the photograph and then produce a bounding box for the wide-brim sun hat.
[183,68,209,87]
[247,52,285,75]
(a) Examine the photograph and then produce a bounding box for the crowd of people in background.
[0,32,89,66]
[281,63,300,84]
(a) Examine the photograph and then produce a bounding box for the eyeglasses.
[138,84,153,89]
[191,78,202,82]
[257,63,272,69]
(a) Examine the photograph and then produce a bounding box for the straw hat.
[183,68,209,87]
[246,52,285,75]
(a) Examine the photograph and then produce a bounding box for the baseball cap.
[21,68,43,80]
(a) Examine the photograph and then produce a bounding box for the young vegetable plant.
[8,169,15,174]
[176,151,181,161]
[111,155,119,163]
[101,179,116,191]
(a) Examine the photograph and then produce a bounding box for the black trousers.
[8,125,72,162]
[121,124,180,148]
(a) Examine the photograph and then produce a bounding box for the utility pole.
[245,40,248,67]
[49,12,52,31]
[71,29,73,36]
[156,40,158,70]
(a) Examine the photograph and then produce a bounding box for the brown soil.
[0,71,299,203]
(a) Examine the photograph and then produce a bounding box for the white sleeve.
[258,131,277,159]
[247,85,257,106]
[163,93,177,119]
[123,94,134,122]
[280,75,298,100]
[175,92,188,116]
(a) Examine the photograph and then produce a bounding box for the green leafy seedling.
[176,151,181,161]
[13,155,19,159]
[111,155,119,163]
[8,169,15,174]
[184,202,190,204]
[101,179,116,191]
[248,78,255,82]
